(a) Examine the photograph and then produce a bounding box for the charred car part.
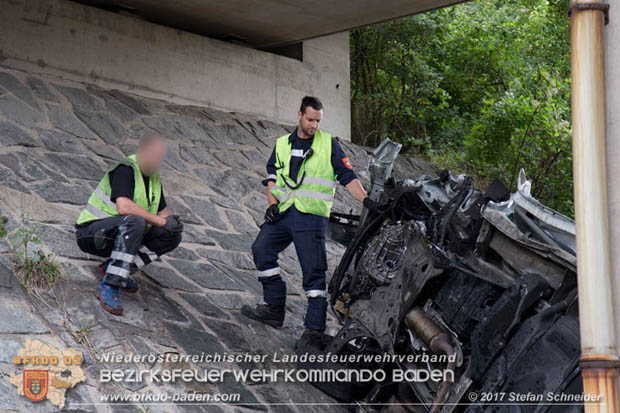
[312,139,582,412]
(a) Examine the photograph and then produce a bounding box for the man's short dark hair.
[300,96,323,114]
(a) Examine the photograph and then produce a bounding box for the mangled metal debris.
[313,138,581,412]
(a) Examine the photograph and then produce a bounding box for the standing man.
[75,135,183,315]
[242,96,380,344]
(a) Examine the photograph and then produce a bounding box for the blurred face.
[137,139,167,176]
[297,107,322,138]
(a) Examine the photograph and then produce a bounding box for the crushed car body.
[314,139,581,412]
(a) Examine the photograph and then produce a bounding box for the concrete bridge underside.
[74,0,465,49]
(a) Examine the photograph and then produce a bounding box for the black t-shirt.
[109,165,166,212]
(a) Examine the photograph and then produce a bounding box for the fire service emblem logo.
[11,338,85,408]
[23,370,49,402]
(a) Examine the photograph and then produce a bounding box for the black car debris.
[303,139,581,413]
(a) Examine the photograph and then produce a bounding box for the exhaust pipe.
[405,308,456,413]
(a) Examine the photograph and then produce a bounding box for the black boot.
[241,303,285,328]
[295,328,330,353]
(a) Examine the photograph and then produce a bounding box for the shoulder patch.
[342,157,353,170]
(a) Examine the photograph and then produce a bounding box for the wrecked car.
[314,139,581,412]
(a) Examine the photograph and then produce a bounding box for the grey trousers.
[76,215,182,287]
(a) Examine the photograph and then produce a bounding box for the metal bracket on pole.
[569,3,611,25]
[580,358,620,369]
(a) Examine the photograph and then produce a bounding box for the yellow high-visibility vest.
[76,154,161,228]
[270,129,336,218]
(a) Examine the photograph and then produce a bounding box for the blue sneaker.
[94,282,123,315]
[122,278,139,294]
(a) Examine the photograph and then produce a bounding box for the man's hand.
[116,196,167,227]
[158,209,171,218]
[163,215,184,233]
[264,204,280,224]
[345,179,368,202]
[363,197,386,213]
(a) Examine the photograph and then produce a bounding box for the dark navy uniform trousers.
[251,206,329,331]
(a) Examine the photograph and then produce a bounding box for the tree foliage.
[351,0,573,215]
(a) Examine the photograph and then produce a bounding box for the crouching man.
[75,135,183,315]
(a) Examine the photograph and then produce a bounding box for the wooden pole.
[570,1,619,411]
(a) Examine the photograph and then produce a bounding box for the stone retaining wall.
[0,65,433,412]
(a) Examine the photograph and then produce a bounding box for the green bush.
[351,0,573,215]
[2,215,63,291]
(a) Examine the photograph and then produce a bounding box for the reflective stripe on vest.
[94,186,117,210]
[76,154,161,226]
[272,188,335,203]
[83,202,110,220]
[270,129,337,218]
